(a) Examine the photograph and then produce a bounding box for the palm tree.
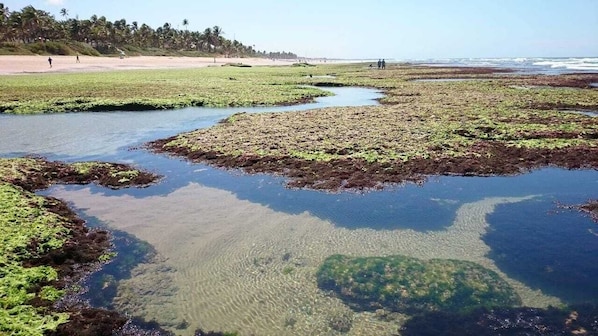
[113,18,129,45]
[137,23,153,47]
[57,8,69,38]
[60,8,68,19]
[77,19,92,42]
[130,21,138,45]
[20,6,41,42]
[0,4,9,40]
[201,27,213,51]
[0,4,292,58]
[159,22,172,48]
[211,25,224,51]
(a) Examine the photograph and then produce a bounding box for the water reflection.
[485,196,598,303]
[558,109,598,117]
[411,78,491,82]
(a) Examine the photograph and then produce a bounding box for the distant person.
[381,59,386,69]
[48,57,52,68]
[377,59,382,69]
[76,54,80,63]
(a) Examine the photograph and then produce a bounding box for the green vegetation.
[0,4,295,58]
[0,157,160,334]
[158,64,597,163]
[0,157,45,184]
[317,254,521,314]
[141,63,597,191]
[0,157,159,189]
[3,62,594,189]
[0,66,332,114]
[0,182,70,335]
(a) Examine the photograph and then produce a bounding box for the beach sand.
[50,183,561,336]
[0,55,293,75]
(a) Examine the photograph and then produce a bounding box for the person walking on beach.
[377,59,382,69]
[76,54,80,63]
[381,59,386,69]
[48,57,52,68]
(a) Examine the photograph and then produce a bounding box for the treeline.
[0,3,297,58]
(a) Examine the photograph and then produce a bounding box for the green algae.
[0,157,161,334]
[317,254,521,314]
[0,157,159,190]
[0,157,45,184]
[0,182,70,335]
[72,162,140,183]
[147,64,597,191]
[157,70,597,164]
[0,66,332,114]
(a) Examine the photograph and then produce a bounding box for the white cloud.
[45,0,66,5]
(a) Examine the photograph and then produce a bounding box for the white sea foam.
[532,58,598,70]
[408,57,598,74]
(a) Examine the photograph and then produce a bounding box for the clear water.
[2,85,597,333]
[0,87,383,161]
[486,195,598,303]
[559,109,598,117]
[411,78,492,82]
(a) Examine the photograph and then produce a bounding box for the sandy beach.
[0,55,294,75]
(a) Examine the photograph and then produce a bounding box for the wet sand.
[0,55,291,75]
[50,183,561,336]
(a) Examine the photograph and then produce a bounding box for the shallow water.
[411,78,491,82]
[559,109,598,117]
[486,196,598,303]
[0,87,383,160]
[2,86,597,335]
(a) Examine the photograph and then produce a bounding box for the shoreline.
[0,55,300,75]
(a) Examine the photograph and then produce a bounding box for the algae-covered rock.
[317,254,520,314]
[0,157,160,190]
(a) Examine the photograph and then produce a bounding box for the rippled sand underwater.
[50,183,561,335]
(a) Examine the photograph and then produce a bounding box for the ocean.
[405,56,598,75]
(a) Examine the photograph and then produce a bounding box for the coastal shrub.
[317,254,521,314]
[0,42,35,55]
[65,41,101,56]
[27,41,74,55]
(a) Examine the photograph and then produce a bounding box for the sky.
[4,0,598,59]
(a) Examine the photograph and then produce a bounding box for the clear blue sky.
[5,0,598,59]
